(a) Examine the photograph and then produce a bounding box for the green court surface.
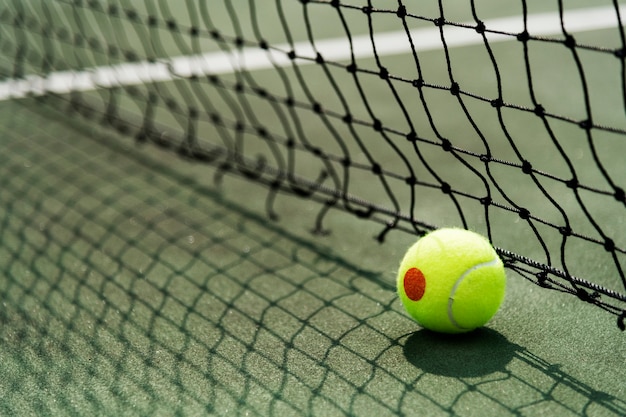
[1,99,625,416]
[1,1,626,416]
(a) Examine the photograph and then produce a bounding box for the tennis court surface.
[1,1,626,416]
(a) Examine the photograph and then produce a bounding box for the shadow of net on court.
[1,106,624,416]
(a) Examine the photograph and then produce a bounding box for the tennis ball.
[397,228,506,333]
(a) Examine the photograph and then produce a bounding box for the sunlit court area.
[1,1,626,416]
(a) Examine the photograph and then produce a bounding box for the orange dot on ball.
[404,267,426,301]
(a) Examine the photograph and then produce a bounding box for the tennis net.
[1,0,626,328]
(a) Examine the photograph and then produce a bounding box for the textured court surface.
[2,1,626,415]
[1,99,625,416]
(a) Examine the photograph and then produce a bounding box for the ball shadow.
[402,328,520,378]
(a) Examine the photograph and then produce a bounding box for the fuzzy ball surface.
[397,228,506,333]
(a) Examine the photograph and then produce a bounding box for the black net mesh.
[1,2,625,327]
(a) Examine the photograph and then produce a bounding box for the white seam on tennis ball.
[447,257,501,330]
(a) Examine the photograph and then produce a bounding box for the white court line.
[0,5,623,101]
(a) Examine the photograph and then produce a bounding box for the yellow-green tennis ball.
[397,228,506,333]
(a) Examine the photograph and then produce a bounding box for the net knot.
[450,82,460,96]
[536,271,550,288]
[578,119,592,130]
[518,208,530,220]
[491,98,503,108]
[565,178,578,189]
